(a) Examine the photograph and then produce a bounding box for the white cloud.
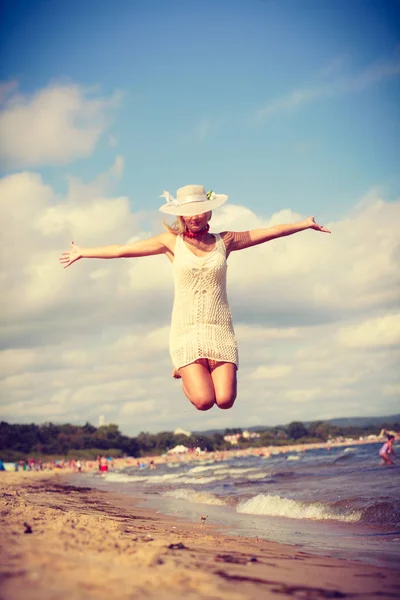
[0,348,40,376]
[180,116,220,145]
[257,54,400,119]
[319,56,347,78]
[0,80,18,102]
[0,167,399,433]
[110,155,124,178]
[383,384,400,396]
[257,88,327,119]
[347,56,400,92]
[337,314,400,348]
[120,400,156,416]
[284,388,322,403]
[0,83,121,168]
[223,198,400,322]
[196,117,213,142]
[249,365,292,380]
[235,325,298,342]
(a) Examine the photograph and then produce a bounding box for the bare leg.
[179,359,215,411]
[381,453,394,465]
[210,362,237,409]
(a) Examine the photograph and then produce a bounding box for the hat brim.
[159,194,228,217]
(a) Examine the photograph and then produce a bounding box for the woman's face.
[182,212,211,232]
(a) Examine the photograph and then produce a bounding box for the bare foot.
[172,368,181,379]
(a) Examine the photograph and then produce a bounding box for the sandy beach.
[1,472,399,600]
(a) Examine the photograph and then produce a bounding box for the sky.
[0,0,399,436]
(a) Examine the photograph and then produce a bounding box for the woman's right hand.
[59,241,82,269]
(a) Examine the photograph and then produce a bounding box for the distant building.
[174,427,191,437]
[224,430,260,444]
[99,415,105,427]
[224,433,241,444]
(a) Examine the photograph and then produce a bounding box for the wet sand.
[1,472,399,600]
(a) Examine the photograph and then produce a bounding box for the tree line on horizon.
[0,418,398,462]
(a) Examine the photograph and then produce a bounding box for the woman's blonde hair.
[163,212,212,235]
[163,216,186,235]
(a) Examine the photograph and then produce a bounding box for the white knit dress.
[170,233,238,370]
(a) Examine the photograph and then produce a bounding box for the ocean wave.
[330,496,400,527]
[105,470,230,485]
[270,470,296,478]
[247,472,269,480]
[103,472,195,484]
[188,462,227,474]
[179,464,268,482]
[145,473,192,483]
[164,489,227,506]
[173,475,227,485]
[103,473,147,483]
[237,494,362,522]
[356,501,400,527]
[210,467,263,478]
[333,453,355,463]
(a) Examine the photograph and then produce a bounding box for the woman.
[60,184,331,411]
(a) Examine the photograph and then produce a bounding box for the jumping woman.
[59,184,331,412]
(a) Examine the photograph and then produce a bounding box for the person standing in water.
[379,434,397,466]
[59,184,330,412]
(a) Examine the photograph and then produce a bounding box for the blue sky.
[0,1,399,433]
[1,0,399,217]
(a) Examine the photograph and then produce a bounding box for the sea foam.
[103,473,147,483]
[237,494,362,522]
[164,488,227,505]
[188,463,226,474]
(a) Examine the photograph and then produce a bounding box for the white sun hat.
[159,184,228,216]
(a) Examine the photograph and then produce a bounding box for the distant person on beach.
[59,184,330,412]
[379,435,397,466]
[99,456,108,473]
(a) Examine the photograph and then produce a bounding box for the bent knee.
[189,395,215,411]
[193,399,215,411]
[216,393,237,410]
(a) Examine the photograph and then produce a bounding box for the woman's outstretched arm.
[224,217,331,252]
[59,233,172,269]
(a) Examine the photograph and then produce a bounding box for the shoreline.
[3,437,386,475]
[1,472,400,599]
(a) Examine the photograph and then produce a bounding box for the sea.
[70,441,400,568]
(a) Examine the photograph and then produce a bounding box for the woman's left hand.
[305,216,331,233]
